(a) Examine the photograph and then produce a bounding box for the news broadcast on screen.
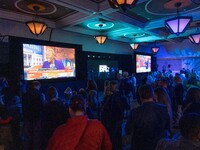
[23,44,76,80]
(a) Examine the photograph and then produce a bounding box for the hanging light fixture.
[188,23,200,45]
[94,24,107,45]
[151,41,159,54]
[108,0,138,11]
[130,43,139,50]
[130,34,139,50]
[165,2,192,36]
[94,35,107,45]
[26,6,47,36]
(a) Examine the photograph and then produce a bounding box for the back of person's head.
[174,75,182,84]
[69,94,86,112]
[123,71,129,78]
[161,77,168,86]
[86,80,97,91]
[88,90,97,99]
[154,87,170,106]
[141,75,147,84]
[180,70,185,74]
[139,84,153,101]
[104,80,110,87]
[47,86,58,99]
[188,76,198,86]
[31,81,41,89]
[104,86,112,96]
[64,87,72,99]
[146,75,154,85]
[179,113,200,140]
[78,88,88,100]
[185,87,200,104]
[109,80,118,92]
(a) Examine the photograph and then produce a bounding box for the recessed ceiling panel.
[0,0,77,21]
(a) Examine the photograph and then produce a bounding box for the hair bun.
[69,94,85,112]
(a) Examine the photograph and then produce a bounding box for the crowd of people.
[0,68,200,150]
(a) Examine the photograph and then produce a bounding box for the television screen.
[136,54,151,73]
[23,43,76,80]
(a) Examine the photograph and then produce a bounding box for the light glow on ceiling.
[87,21,114,30]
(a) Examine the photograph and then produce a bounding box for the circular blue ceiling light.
[124,33,146,38]
[87,21,114,30]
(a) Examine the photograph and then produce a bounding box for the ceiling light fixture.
[130,34,139,50]
[165,2,192,36]
[151,41,159,54]
[130,43,139,50]
[94,24,107,45]
[108,0,138,11]
[188,23,200,45]
[26,6,47,36]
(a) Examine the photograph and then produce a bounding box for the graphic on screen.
[23,44,76,80]
[136,54,151,73]
[87,60,118,80]
[99,65,109,72]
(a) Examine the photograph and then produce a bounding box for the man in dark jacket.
[41,86,68,149]
[107,80,130,150]
[126,84,170,150]
[22,81,45,150]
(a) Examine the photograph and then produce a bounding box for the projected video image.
[87,60,118,80]
[136,54,151,73]
[99,65,109,72]
[23,44,76,80]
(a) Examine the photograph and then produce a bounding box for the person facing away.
[42,47,65,70]
[41,86,68,149]
[183,87,200,115]
[63,87,73,108]
[22,81,45,150]
[154,87,173,130]
[125,84,170,150]
[106,80,130,150]
[156,113,200,150]
[46,94,112,150]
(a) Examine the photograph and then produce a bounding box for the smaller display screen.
[136,54,151,73]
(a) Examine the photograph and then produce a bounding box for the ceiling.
[0,0,200,44]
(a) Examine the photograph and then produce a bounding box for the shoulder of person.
[87,119,105,129]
